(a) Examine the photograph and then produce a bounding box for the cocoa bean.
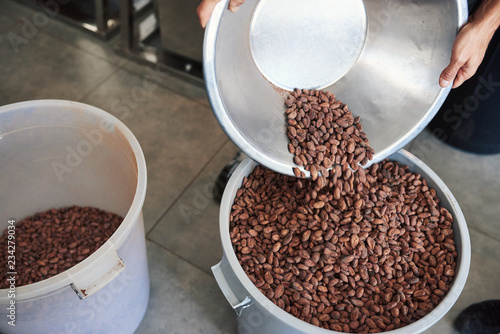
[229,159,458,332]
[0,206,122,288]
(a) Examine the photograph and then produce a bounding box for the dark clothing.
[427,0,500,154]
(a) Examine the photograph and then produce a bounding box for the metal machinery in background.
[18,0,122,39]
[117,0,204,84]
[19,0,204,84]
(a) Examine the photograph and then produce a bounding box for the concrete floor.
[0,1,499,333]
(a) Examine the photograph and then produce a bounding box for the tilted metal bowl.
[203,0,468,177]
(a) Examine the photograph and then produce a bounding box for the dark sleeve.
[468,0,481,15]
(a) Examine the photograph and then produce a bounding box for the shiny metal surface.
[250,0,367,90]
[19,0,120,39]
[203,0,468,177]
[156,0,204,62]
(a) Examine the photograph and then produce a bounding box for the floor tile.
[35,9,128,67]
[120,60,209,106]
[135,240,237,334]
[147,140,240,273]
[0,13,16,32]
[0,0,34,21]
[424,228,500,334]
[8,0,209,103]
[80,68,228,232]
[0,22,119,104]
[406,128,500,241]
[3,0,127,66]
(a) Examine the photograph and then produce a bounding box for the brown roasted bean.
[229,157,457,332]
[0,206,122,288]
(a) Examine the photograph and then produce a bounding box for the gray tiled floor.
[1,1,499,333]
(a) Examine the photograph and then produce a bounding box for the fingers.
[439,21,490,89]
[439,63,460,88]
[452,66,477,89]
[197,0,245,28]
[440,59,479,89]
[440,47,482,88]
[451,71,467,89]
[197,0,221,28]
[439,46,468,88]
[228,0,245,13]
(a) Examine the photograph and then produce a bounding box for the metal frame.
[18,0,120,39]
[115,0,204,86]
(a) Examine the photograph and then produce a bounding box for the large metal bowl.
[203,0,468,176]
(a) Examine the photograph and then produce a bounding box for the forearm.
[439,0,500,87]
[469,0,500,39]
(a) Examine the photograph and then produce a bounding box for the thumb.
[439,62,461,88]
[197,0,221,28]
[228,0,245,13]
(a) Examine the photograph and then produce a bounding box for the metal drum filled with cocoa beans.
[213,151,470,334]
[203,1,471,332]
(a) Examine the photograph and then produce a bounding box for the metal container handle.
[212,261,252,316]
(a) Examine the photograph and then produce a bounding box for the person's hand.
[197,0,246,28]
[440,0,500,88]
[439,22,492,88]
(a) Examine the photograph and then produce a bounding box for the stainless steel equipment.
[19,0,120,39]
[117,0,204,83]
[203,0,468,177]
[156,0,204,63]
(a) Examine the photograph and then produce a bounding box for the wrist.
[469,0,500,38]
